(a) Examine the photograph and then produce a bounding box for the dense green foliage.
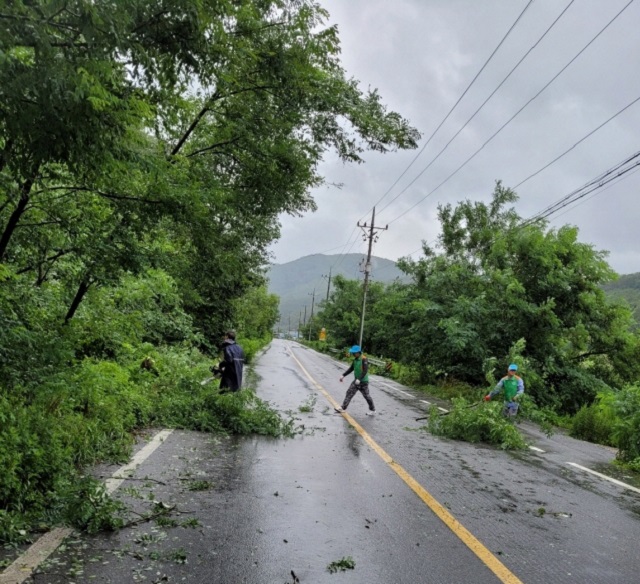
[602,273,640,325]
[426,399,527,450]
[0,343,295,544]
[0,0,418,542]
[315,185,640,465]
[570,391,618,446]
[569,385,640,469]
[317,184,640,412]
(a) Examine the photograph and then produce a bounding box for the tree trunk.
[64,279,92,323]
[0,177,34,262]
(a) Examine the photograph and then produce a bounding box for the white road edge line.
[528,446,545,453]
[0,429,173,584]
[567,462,640,495]
[420,400,431,405]
[437,407,449,413]
[379,381,412,397]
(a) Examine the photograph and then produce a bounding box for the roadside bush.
[612,384,640,464]
[570,391,617,446]
[0,337,287,544]
[389,362,421,387]
[426,398,527,450]
[0,395,74,516]
[518,394,563,437]
[145,345,293,437]
[242,335,272,364]
[0,510,30,546]
[203,391,295,437]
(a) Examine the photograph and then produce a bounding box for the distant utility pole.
[307,288,316,341]
[303,305,307,326]
[322,267,332,301]
[357,207,388,348]
[288,314,291,338]
[298,311,302,339]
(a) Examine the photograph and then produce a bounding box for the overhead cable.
[523,150,640,224]
[359,0,535,219]
[382,0,636,226]
[548,166,640,222]
[377,0,576,215]
[513,94,640,189]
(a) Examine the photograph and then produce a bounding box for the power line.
[548,166,640,222]
[382,0,637,226]
[524,151,640,224]
[329,222,361,271]
[327,154,640,290]
[359,0,535,220]
[524,150,640,222]
[377,0,576,216]
[331,228,363,272]
[314,239,363,256]
[387,153,640,271]
[513,94,640,189]
[314,1,536,273]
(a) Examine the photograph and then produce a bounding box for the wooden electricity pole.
[358,207,387,348]
[307,288,316,341]
[322,267,332,301]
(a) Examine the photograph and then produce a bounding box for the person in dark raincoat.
[217,330,245,392]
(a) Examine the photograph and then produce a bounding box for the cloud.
[270,0,640,274]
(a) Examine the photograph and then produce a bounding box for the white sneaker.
[366,410,376,416]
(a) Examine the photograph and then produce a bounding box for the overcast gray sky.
[269,0,640,274]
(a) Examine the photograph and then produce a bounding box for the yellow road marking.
[288,345,524,584]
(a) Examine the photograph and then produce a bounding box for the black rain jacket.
[219,340,245,391]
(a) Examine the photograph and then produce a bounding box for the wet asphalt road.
[18,340,640,584]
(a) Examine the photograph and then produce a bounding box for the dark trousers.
[342,381,375,411]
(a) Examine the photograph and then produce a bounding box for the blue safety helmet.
[349,345,362,354]
[508,363,518,371]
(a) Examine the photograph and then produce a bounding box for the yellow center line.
[288,345,524,584]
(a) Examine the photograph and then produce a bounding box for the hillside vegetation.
[0,0,418,544]
[603,273,640,324]
[309,184,640,466]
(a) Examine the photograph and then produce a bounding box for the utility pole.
[303,305,307,326]
[322,267,332,301]
[298,311,302,339]
[307,288,316,341]
[357,207,388,348]
[288,314,291,338]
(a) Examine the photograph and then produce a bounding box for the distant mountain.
[267,254,405,329]
[602,272,640,324]
[269,258,640,331]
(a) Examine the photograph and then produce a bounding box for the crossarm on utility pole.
[357,207,388,348]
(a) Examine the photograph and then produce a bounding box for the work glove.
[483,395,491,402]
[355,379,361,386]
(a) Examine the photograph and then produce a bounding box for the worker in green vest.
[484,363,524,417]
[335,345,376,416]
